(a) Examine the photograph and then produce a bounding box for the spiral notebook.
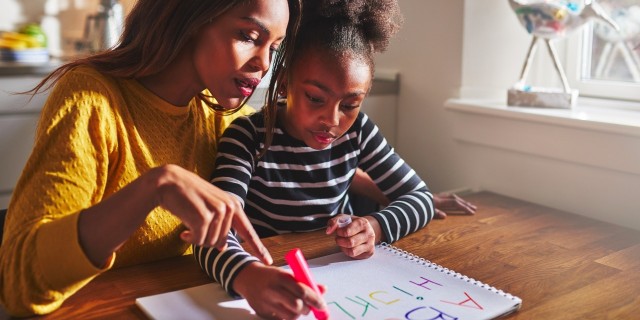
[136,243,522,319]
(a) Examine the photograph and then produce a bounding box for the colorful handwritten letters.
[294,246,520,320]
[323,275,483,320]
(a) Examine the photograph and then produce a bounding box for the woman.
[0,0,299,316]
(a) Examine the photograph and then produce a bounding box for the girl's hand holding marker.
[326,215,352,234]
[327,214,377,259]
[337,215,352,228]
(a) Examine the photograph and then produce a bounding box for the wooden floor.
[2,191,638,319]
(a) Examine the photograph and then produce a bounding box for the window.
[566,0,640,103]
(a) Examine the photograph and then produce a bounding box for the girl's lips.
[313,132,336,145]
[236,78,261,97]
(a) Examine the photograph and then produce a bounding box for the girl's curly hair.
[302,0,402,54]
[260,0,402,156]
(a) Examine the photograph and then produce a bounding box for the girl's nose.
[323,105,340,127]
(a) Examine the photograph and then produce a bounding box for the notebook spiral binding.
[379,242,522,303]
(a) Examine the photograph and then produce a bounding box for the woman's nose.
[249,46,271,73]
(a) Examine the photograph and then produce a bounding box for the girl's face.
[193,0,289,109]
[282,50,372,150]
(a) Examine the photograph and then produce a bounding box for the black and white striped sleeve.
[193,233,259,297]
[357,114,435,243]
[193,116,261,296]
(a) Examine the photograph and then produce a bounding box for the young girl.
[0,0,300,316]
[194,0,432,318]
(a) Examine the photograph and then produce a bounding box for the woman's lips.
[236,78,261,97]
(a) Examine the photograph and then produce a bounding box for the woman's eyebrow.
[241,16,271,36]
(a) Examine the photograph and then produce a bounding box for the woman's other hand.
[433,192,477,219]
[153,164,272,265]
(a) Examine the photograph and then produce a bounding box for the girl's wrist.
[364,216,384,243]
[232,261,263,297]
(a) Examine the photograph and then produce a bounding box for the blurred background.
[0,0,135,59]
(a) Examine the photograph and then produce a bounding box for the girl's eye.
[341,105,360,111]
[305,93,324,104]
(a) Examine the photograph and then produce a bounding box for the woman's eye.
[240,31,258,43]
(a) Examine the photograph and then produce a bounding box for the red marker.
[285,248,329,320]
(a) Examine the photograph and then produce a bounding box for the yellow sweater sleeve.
[0,68,118,316]
[0,66,256,316]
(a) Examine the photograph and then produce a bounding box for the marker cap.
[337,215,352,228]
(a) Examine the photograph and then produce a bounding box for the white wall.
[375,0,467,193]
[459,0,566,99]
[460,0,530,98]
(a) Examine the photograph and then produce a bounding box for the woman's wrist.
[147,164,180,208]
[78,168,163,267]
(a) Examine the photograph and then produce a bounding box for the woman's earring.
[278,85,287,97]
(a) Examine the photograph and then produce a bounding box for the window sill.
[445,97,640,176]
[445,97,640,138]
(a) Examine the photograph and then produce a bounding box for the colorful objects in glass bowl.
[0,24,49,63]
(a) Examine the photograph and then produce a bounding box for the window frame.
[565,22,640,105]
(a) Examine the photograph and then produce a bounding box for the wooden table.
[5,191,639,319]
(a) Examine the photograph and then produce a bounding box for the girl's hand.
[152,164,272,264]
[233,263,328,320]
[326,214,379,259]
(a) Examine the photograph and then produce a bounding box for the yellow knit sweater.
[0,66,254,316]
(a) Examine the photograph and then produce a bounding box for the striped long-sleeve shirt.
[194,110,434,295]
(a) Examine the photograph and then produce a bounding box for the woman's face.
[283,50,372,150]
[193,0,289,109]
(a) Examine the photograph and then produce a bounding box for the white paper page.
[136,245,521,320]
